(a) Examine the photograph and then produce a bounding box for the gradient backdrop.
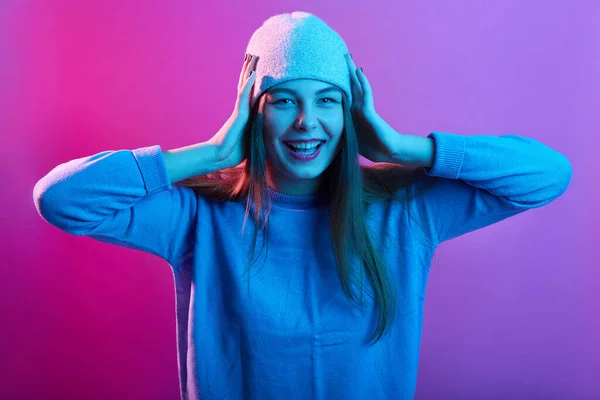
[2,1,598,399]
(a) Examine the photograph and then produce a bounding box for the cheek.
[327,122,345,142]
[262,115,286,138]
[324,112,344,135]
[262,128,283,152]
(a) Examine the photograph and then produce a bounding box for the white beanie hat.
[245,11,352,109]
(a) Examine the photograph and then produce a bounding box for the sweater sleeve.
[406,132,572,247]
[33,145,198,265]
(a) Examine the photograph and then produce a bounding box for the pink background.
[2,1,598,398]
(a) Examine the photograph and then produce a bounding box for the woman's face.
[261,79,345,196]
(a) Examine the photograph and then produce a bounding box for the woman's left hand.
[345,54,399,163]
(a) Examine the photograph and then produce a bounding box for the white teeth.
[286,141,322,150]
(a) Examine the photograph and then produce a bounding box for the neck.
[265,162,325,197]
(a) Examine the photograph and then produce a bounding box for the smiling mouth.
[282,140,326,152]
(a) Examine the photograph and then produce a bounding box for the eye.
[272,98,337,105]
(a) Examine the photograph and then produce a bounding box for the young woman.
[33,11,572,400]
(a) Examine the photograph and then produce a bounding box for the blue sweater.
[33,132,572,399]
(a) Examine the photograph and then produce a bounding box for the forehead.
[268,79,341,95]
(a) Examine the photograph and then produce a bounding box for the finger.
[345,54,362,100]
[243,68,256,93]
[238,67,257,107]
[247,55,259,77]
[238,54,252,91]
[356,68,373,109]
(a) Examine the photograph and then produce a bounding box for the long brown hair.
[176,92,435,344]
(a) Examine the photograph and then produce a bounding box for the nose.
[294,106,318,130]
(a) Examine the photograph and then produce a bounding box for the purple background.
[2,1,598,398]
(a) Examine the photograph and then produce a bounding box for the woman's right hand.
[207,53,259,169]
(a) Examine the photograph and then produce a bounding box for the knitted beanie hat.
[244,11,352,110]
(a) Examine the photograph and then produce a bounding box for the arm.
[393,131,572,247]
[389,132,436,169]
[33,142,224,265]
[162,141,225,184]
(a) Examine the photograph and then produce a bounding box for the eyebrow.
[268,87,341,96]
